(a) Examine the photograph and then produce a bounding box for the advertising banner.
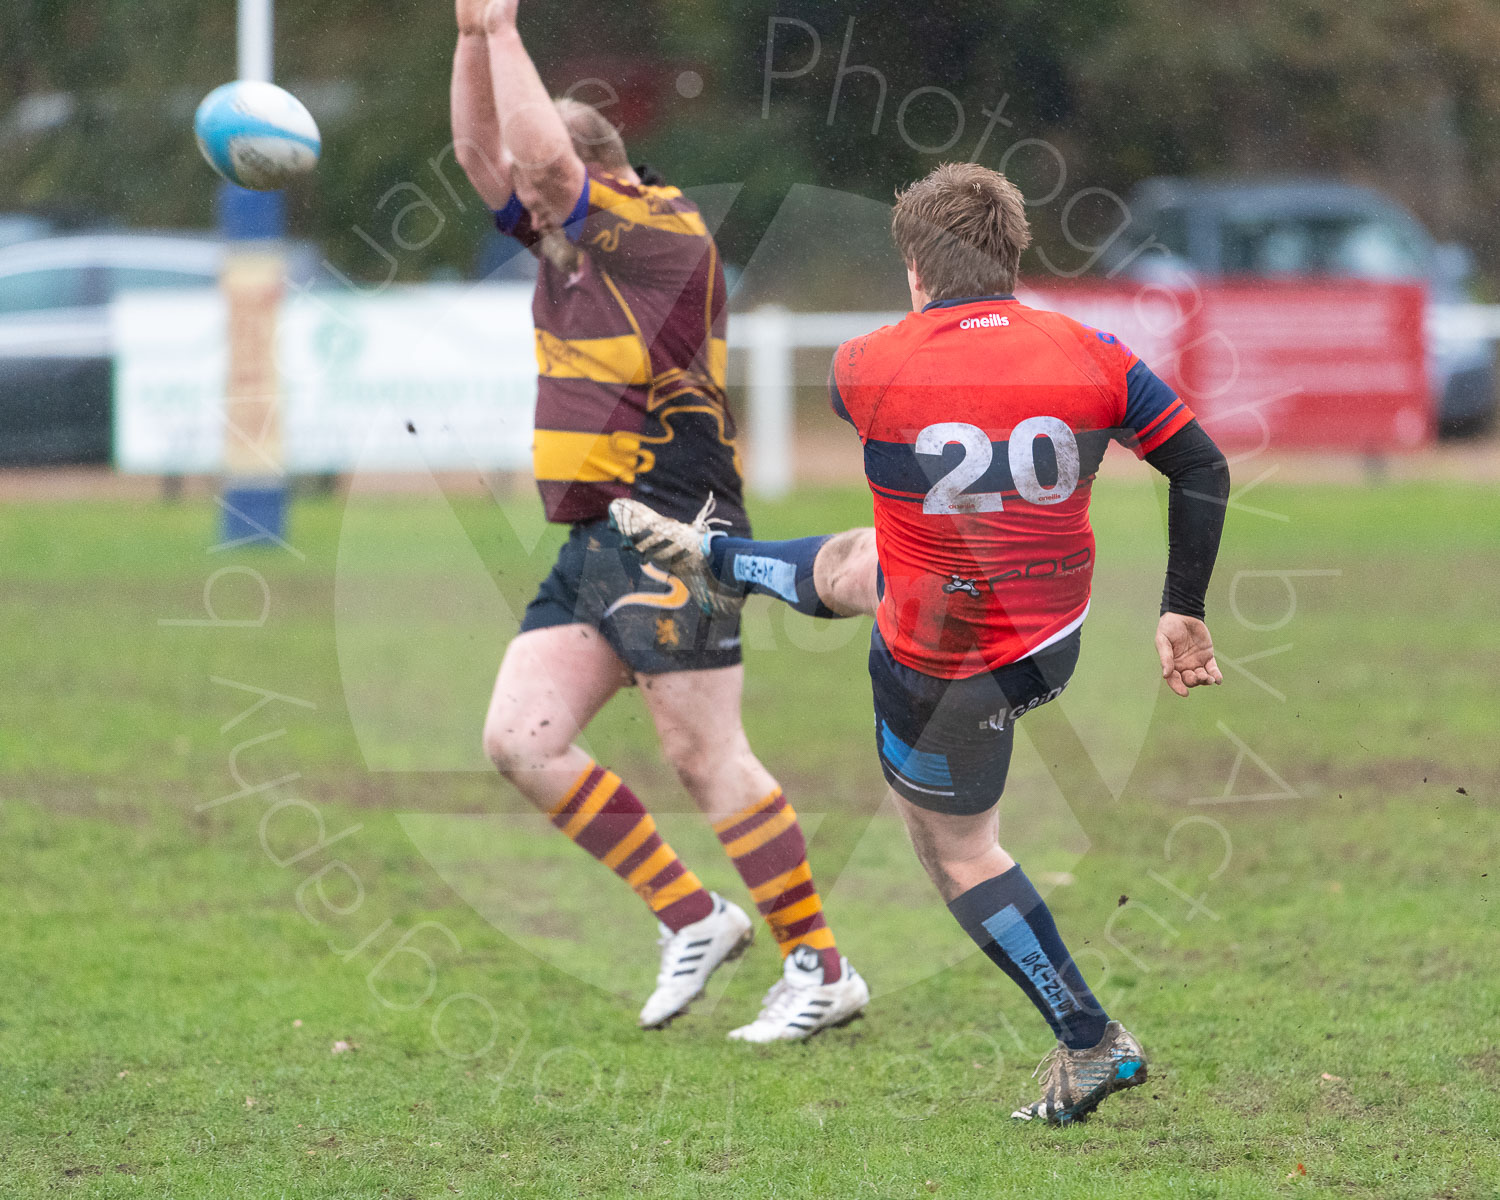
[113,284,539,474]
[1026,280,1432,453]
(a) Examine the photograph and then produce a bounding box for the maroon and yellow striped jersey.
[496,167,745,527]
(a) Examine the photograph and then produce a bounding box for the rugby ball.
[194,81,321,191]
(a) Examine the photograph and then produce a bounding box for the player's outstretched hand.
[1155,613,1223,698]
[456,0,489,33]
[483,0,520,32]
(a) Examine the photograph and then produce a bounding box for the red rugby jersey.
[832,294,1194,680]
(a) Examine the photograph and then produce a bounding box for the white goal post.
[735,305,904,498]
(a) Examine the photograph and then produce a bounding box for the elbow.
[452,139,512,209]
[1207,444,1231,497]
[513,156,585,226]
[453,137,496,182]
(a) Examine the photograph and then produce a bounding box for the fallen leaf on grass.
[292,1019,303,1028]
[1320,1073,1343,1082]
[331,1040,357,1055]
[244,1097,256,1108]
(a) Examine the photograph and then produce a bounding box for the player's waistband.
[874,601,1089,683]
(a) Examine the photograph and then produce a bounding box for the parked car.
[1101,177,1495,436]
[0,213,56,252]
[0,233,322,466]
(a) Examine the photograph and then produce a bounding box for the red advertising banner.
[1024,280,1432,453]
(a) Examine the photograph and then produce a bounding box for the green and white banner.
[112,283,538,473]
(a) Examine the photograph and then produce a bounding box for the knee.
[660,727,740,800]
[818,528,879,615]
[663,739,718,799]
[482,710,566,779]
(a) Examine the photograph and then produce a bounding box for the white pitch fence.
[735,301,1500,498]
[108,287,1498,493]
[735,306,903,497]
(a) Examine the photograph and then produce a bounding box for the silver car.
[0,233,320,466]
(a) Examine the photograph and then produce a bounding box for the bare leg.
[635,664,777,822]
[639,664,845,972]
[481,624,630,811]
[811,528,879,617]
[890,791,1016,902]
[891,789,1111,1052]
[485,626,728,936]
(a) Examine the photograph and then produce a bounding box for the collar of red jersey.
[921,293,1018,312]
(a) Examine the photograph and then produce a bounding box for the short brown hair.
[890,163,1032,301]
[553,98,631,175]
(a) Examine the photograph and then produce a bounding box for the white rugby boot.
[609,494,744,618]
[638,894,754,1029]
[727,944,870,1042]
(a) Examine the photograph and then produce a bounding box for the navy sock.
[948,865,1109,1050]
[707,534,843,618]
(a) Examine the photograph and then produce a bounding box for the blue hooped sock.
[948,865,1109,1051]
[707,533,843,618]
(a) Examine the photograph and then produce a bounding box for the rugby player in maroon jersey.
[447,0,867,1040]
[615,162,1231,1121]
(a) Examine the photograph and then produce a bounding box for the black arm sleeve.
[1141,419,1230,620]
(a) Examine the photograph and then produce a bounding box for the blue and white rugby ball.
[194,81,321,191]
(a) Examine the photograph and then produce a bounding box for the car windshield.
[106,265,217,297]
[1219,214,1425,279]
[0,265,92,314]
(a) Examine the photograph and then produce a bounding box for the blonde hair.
[553,97,630,175]
[891,162,1032,300]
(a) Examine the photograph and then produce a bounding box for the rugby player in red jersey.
[614,162,1230,1121]
[449,0,867,1039]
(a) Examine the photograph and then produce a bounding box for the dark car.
[1102,177,1495,436]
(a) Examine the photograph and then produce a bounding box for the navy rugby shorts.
[521,518,743,676]
[869,625,1081,816]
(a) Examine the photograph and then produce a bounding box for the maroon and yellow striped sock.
[549,762,715,932]
[713,788,841,981]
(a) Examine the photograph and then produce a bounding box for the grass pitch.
[2,473,1497,1198]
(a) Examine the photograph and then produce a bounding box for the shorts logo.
[978,683,1067,732]
[959,313,1010,330]
[943,575,983,597]
[603,563,690,618]
[655,616,681,647]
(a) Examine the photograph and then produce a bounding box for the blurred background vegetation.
[4,0,1499,290]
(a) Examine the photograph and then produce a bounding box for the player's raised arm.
[450,0,513,208]
[1143,419,1231,696]
[482,0,587,228]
